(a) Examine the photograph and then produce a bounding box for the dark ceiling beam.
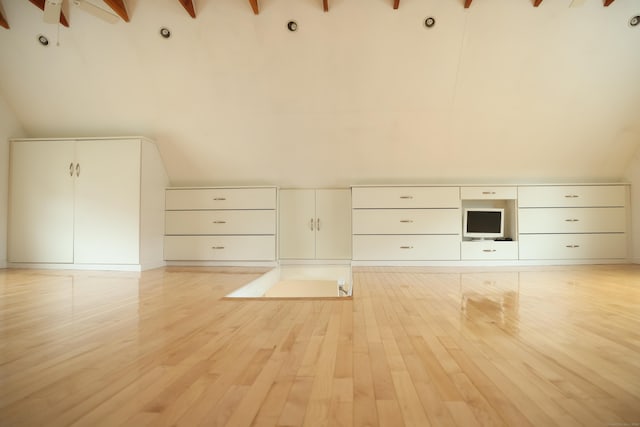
[102,0,129,22]
[28,0,69,27]
[177,0,196,18]
[249,0,259,14]
[604,0,615,5]
[534,0,543,6]
[0,8,8,29]
[393,0,399,9]
[464,0,473,8]
[323,0,328,12]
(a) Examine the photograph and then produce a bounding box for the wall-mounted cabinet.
[8,137,168,270]
[279,189,352,260]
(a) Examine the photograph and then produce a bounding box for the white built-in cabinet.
[279,189,352,260]
[8,137,168,270]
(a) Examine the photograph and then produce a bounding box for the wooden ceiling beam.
[248,0,259,14]
[102,0,129,22]
[323,0,328,12]
[28,0,69,27]
[464,0,473,8]
[393,0,399,9]
[604,0,615,5]
[0,9,8,29]
[534,0,543,6]
[177,0,196,18]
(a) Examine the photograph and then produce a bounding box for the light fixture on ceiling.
[160,27,171,38]
[424,17,436,28]
[287,21,298,32]
[37,35,49,46]
[630,15,640,27]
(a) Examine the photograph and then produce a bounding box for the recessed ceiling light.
[37,35,49,46]
[287,21,298,32]
[159,27,171,38]
[424,17,436,28]
[630,15,640,27]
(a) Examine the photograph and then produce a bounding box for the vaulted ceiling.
[0,0,639,186]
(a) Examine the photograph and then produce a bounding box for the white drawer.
[519,234,627,260]
[164,235,276,261]
[352,235,460,260]
[460,186,517,200]
[518,207,626,234]
[166,188,276,210]
[352,209,460,235]
[518,185,626,208]
[352,187,460,209]
[461,241,518,260]
[165,210,276,235]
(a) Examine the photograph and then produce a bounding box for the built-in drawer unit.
[460,241,519,261]
[164,187,277,262]
[352,186,461,261]
[517,184,628,261]
[460,186,517,200]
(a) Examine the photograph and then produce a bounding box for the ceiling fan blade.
[43,0,63,24]
[73,0,119,23]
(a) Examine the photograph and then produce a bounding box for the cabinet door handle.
[482,249,496,253]
[69,162,74,177]
[400,246,413,249]
[310,218,315,231]
[565,245,580,248]
[400,220,414,223]
[213,197,226,201]
[565,218,579,222]
[316,218,320,231]
[212,221,227,224]
[482,191,496,195]
[400,196,413,199]
[75,163,80,177]
[564,194,579,198]
[211,246,225,250]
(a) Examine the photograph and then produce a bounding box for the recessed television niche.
[463,208,504,240]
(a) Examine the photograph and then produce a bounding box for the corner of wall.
[623,145,640,264]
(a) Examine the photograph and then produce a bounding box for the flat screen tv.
[463,208,504,240]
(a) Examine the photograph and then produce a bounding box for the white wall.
[0,92,25,267]
[0,0,639,188]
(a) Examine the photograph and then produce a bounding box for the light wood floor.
[1,265,639,426]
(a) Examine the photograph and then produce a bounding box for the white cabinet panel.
[73,139,140,264]
[352,187,460,209]
[166,188,276,210]
[9,140,75,263]
[518,207,626,234]
[519,234,627,260]
[518,185,626,208]
[164,236,275,261]
[461,241,519,260]
[460,186,517,200]
[165,210,276,235]
[279,189,351,260]
[353,235,460,261]
[352,209,460,235]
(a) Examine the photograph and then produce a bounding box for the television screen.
[464,208,504,239]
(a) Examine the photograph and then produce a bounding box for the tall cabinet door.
[74,139,141,264]
[315,189,352,259]
[9,140,75,263]
[279,189,316,259]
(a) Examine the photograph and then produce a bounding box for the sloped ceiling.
[0,0,639,187]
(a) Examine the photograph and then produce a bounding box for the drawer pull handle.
[400,220,414,223]
[482,191,496,195]
[211,246,225,250]
[400,246,414,249]
[565,219,579,222]
[213,221,227,224]
[482,249,496,253]
[213,197,227,201]
[564,195,579,198]
[565,245,580,249]
[400,196,414,199]
[317,218,321,231]
[310,218,315,231]
[69,162,74,176]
